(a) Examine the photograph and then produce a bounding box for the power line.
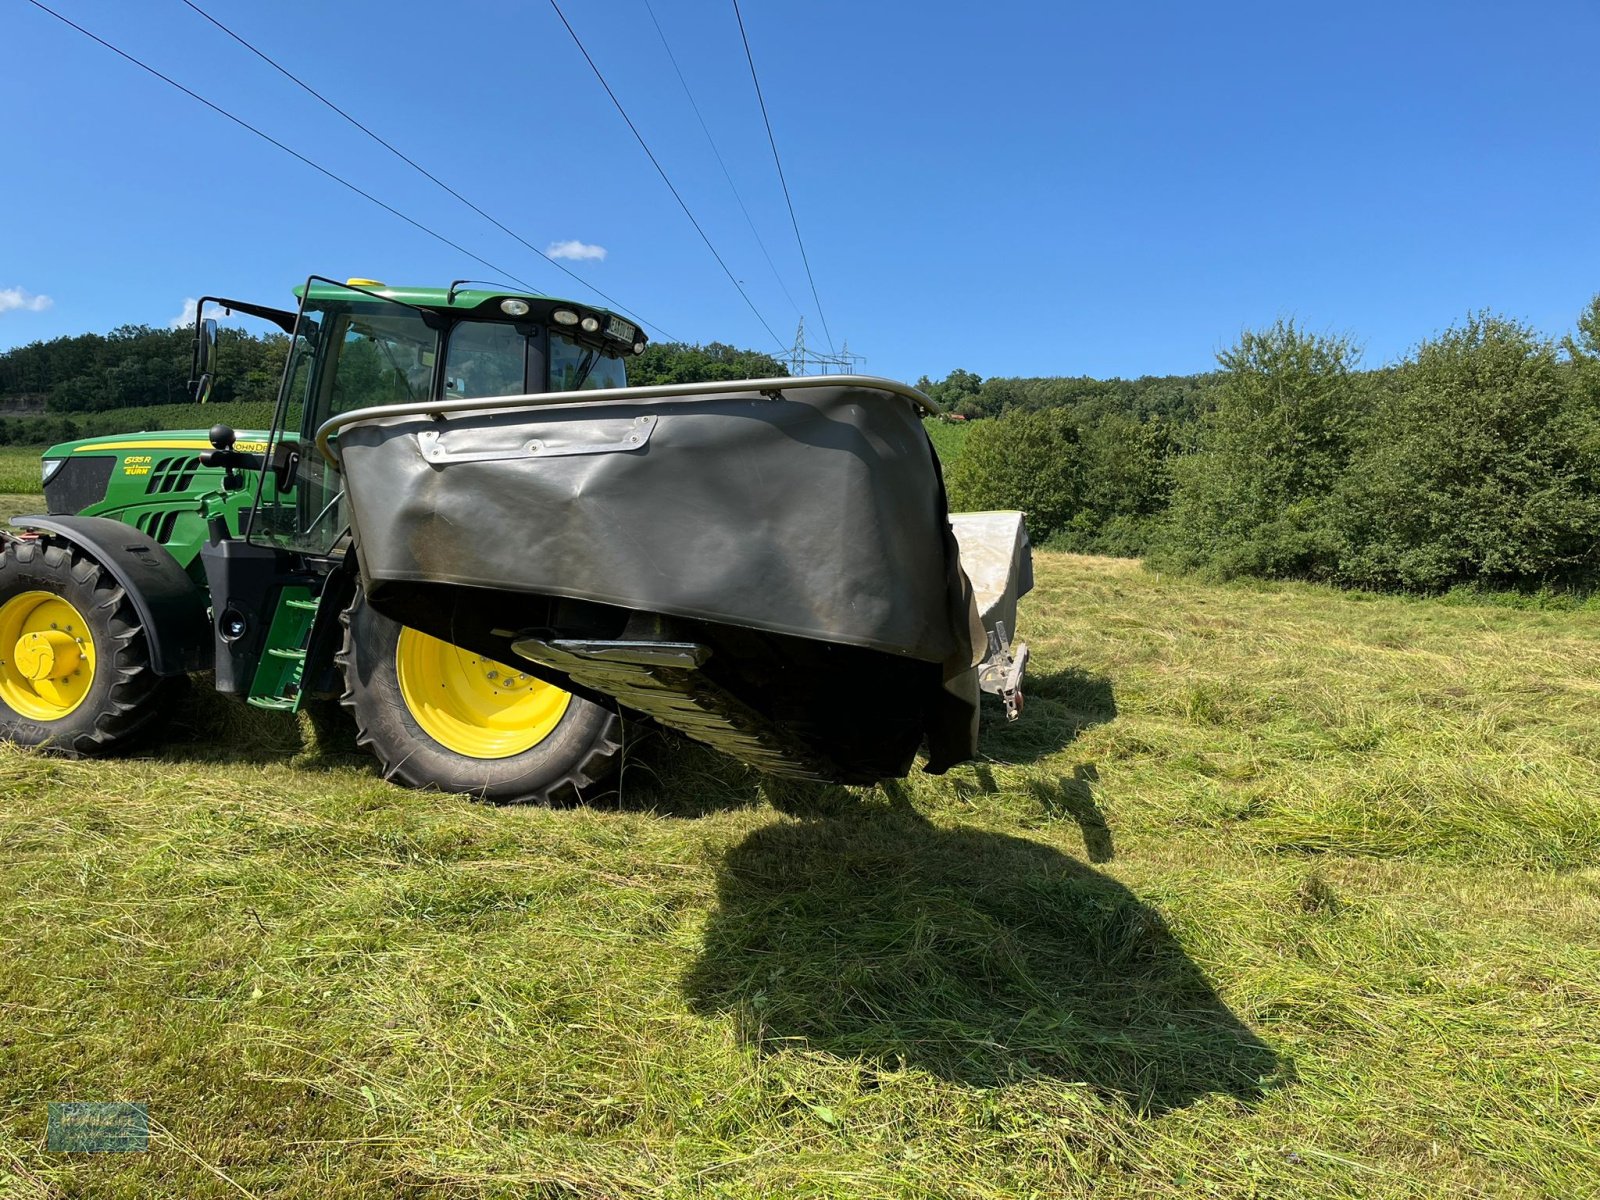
[176,0,670,340]
[547,0,787,354]
[23,0,552,303]
[731,0,836,354]
[641,0,804,322]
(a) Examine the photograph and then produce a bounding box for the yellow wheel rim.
[394,626,570,759]
[0,590,98,721]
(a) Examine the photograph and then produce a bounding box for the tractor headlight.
[41,458,66,488]
[552,309,580,326]
[500,298,531,316]
[580,316,601,333]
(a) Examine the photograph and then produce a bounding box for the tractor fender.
[5,515,212,676]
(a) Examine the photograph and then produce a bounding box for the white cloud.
[0,287,53,315]
[168,298,247,329]
[169,298,202,329]
[547,239,607,262]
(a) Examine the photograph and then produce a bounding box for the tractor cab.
[234,278,646,558]
[188,278,648,765]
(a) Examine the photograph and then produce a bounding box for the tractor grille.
[131,510,181,544]
[43,455,116,515]
[145,456,200,494]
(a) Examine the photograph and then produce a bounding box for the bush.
[944,408,1080,541]
[1154,321,1360,578]
[1331,313,1600,589]
[1055,413,1173,555]
[940,408,1174,556]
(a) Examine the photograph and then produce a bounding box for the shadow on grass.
[683,791,1279,1113]
[977,667,1117,766]
[152,680,772,814]
[956,761,1116,863]
[605,725,766,818]
[1033,765,1116,862]
[154,682,368,771]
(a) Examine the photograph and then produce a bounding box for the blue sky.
[2,0,1597,383]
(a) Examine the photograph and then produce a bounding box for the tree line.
[0,323,784,413]
[0,324,288,415]
[11,302,1599,595]
[0,325,782,445]
[944,295,1600,591]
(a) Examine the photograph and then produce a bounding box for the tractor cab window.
[274,308,322,440]
[252,284,440,555]
[444,321,530,399]
[330,314,435,414]
[550,330,627,392]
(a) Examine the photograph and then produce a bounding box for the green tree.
[630,342,784,386]
[0,323,290,413]
[1563,293,1600,363]
[1060,413,1175,555]
[915,369,987,416]
[1156,320,1359,578]
[945,408,1081,541]
[1332,313,1600,589]
[1562,293,1600,416]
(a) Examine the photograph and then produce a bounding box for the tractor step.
[248,583,319,711]
[510,637,837,780]
[247,696,297,711]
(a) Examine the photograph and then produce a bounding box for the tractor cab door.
[249,278,442,557]
[206,280,441,708]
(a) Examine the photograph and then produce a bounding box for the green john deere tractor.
[0,277,646,803]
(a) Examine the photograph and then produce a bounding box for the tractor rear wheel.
[337,587,622,803]
[0,537,180,754]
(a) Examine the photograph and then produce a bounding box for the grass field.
[1,485,1598,1196]
[0,446,43,498]
[922,417,970,464]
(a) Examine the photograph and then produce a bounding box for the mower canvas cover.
[334,380,1024,782]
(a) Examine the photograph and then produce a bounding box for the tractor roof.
[290,280,646,348]
[297,280,527,308]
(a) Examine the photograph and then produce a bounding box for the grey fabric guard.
[337,384,986,768]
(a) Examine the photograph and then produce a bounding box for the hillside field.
[921,416,970,465]
[0,477,1598,1197]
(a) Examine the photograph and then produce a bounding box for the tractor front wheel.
[337,587,622,803]
[0,537,180,754]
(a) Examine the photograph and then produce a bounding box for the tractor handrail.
[313,374,941,467]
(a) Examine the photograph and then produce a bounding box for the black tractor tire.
[337,587,622,804]
[0,537,181,754]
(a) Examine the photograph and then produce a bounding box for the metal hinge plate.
[416,414,657,465]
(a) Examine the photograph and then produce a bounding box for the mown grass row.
[0,553,1597,1197]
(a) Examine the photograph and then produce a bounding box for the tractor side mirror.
[191,316,219,403]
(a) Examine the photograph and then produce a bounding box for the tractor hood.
[42,430,274,460]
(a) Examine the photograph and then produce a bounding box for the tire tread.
[335,592,622,804]
[0,537,180,755]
